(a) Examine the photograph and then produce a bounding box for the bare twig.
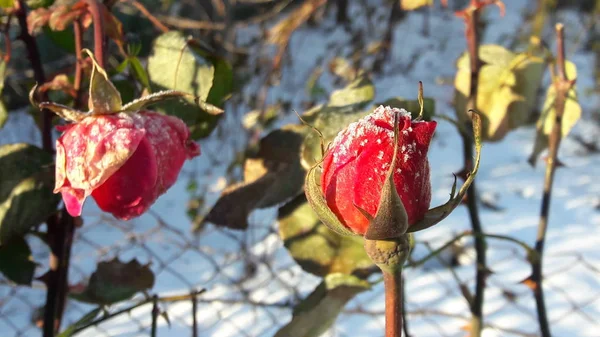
[123,0,170,33]
[455,1,503,335]
[372,1,403,73]
[15,0,51,151]
[72,290,206,336]
[192,291,198,337]
[2,14,12,63]
[151,295,159,337]
[73,20,84,109]
[15,2,64,336]
[156,15,226,30]
[532,23,571,337]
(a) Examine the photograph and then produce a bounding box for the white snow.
[1,0,599,336]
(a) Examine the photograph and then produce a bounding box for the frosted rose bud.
[320,105,436,235]
[54,111,200,220]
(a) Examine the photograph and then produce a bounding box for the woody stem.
[383,269,403,337]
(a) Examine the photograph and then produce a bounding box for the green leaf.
[128,57,151,90]
[454,44,546,141]
[0,143,60,244]
[328,75,375,108]
[376,97,436,121]
[115,59,130,74]
[0,101,6,129]
[0,0,14,8]
[43,26,75,53]
[0,237,36,285]
[26,0,54,9]
[301,74,376,168]
[301,105,370,169]
[204,125,307,230]
[273,273,370,337]
[70,258,154,305]
[0,59,7,129]
[401,0,433,10]
[529,61,580,165]
[147,32,232,139]
[57,307,102,337]
[278,195,373,276]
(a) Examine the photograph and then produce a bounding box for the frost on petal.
[61,115,145,191]
[61,188,87,217]
[86,128,146,188]
[141,112,199,193]
[54,139,67,192]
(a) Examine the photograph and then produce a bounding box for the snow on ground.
[0,0,599,336]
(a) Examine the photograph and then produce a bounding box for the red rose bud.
[320,105,436,235]
[54,111,200,220]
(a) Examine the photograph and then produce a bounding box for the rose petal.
[92,137,158,219]
[61,188,87,217]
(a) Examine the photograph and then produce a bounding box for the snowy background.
[1,0,599,336]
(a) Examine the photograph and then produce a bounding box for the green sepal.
[83,49,122,114]
[408,111,483,233]
[304,162,355,237]
[364,111,409,240]
[364,234,413,274]
[38,102,87,122]
[121,90,223,115]
[30,83,87,122]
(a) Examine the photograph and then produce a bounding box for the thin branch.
[71,290,206,336]
[151,295,158,337]
[15,0,51,151]
[2,14,12,63]
[532,23,569,337]
[455,1,503,335]
[123,0,170,33]
[192,291,198,337]
[73,20,84,109]
[156,15,226,30]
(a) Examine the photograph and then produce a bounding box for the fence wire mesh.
[1,0,600,336]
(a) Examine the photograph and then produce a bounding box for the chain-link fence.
[1,0,600,336]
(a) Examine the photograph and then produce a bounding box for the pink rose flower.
[54,111,200,220]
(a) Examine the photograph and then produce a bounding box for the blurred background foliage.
[0,0,599,336]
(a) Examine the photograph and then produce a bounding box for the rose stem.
[460,1,488,335]
[383,269,403,337]
[85,0,106,68]
[52,19,86,331]
[401,274,411,336]
[532,23,568,337]
[15,1,62,336]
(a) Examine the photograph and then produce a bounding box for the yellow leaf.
[529,61,580,165]
[401,0,434,10]
[454,44,546,141]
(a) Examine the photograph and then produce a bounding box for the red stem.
[85,0,106,68]
[384,271,403,337]
[73,20,84,108]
